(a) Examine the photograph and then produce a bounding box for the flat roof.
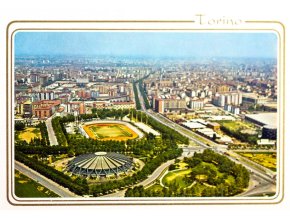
[182,122,206,129]
[245,113,277,127]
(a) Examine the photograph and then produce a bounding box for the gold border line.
[6,20,285,206]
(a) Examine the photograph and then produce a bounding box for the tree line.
[15,151,88,196]
[138,80,151,109]
[131,110,189,144]
[51,117,68,146]
[132,82,141,110]
[36,122,50,146]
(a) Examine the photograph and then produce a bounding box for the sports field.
[18,127,41,143]
[83,123,138,141]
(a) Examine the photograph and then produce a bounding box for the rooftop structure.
[31,100,61,119]
[182,121,206,129]
[67,152,133,177]
[245,113,277,127]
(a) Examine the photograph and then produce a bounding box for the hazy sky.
[14,31,277,58]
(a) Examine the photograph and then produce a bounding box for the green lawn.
[15,170,59,198]
[162,168,192,188]
[84,123,137,140]
[217,120,255,132]
[162,160,229,190]
[90,125,130,138]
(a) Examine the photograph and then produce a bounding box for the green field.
[15,170,59,198]
[83,123,138,141]
[90,125,132,138]
[238,152,277,171]
[217,120,257,132]
[161,161,235,190]
[162,168,192,188]
[18,127,41,143]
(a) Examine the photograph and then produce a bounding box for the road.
[15,161,76,198]
[237,174,276,197]
[137,159,175,187]
[45,116,58,146]
[101,159,175,197]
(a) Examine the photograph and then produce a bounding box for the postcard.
[6,19,284,206]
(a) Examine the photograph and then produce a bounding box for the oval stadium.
[79,120,144,141]
[67,152,133,177]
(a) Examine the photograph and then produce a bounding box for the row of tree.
[84,108,130,120]
[125,181,242,197]
[132,110,189,144]
[51,117,68,146]
[15,144,69,156]
[132,82,142,110]
[36,122,50,146]
[138,80,151,109]
[15,151,88,195]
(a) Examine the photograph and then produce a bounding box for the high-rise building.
[190,100,204,110]
[154,99,164,113]
[36,91,55,100]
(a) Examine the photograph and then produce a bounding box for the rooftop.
[245,113,277,127]
[67,152,133,177]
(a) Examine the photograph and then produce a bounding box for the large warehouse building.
[245,113,277,140]
[245,113,277,127]
[67,152,133,177]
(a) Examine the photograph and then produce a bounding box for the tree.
[212,133,217,141]
[15,122,25,131]
[91,108,97,114]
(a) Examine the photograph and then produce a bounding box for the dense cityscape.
[12,31,279,199]
[13,54,278,198]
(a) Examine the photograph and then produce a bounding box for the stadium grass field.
[83,123,138,141]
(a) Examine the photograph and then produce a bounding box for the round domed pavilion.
[67,152,133,177]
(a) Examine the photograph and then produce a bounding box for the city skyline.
[15,32,277,58]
